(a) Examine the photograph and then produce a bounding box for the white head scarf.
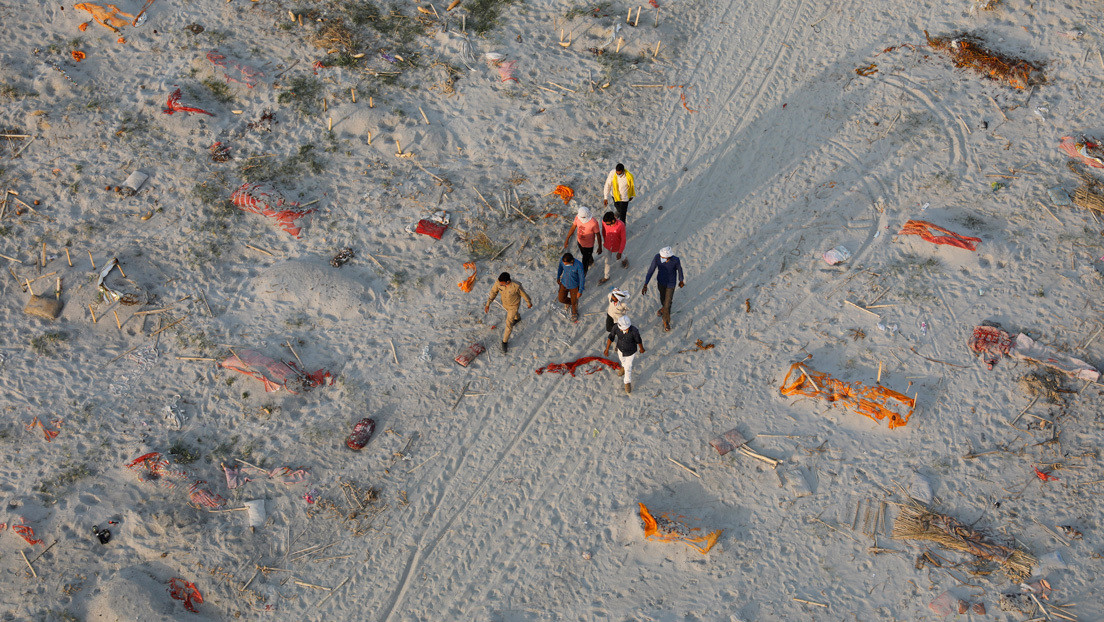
[659,246,673,258]
[611,288,629,302]
[617,315,632,330]
[577,205,593,222]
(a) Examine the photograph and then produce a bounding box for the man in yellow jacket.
[603,162,636,224]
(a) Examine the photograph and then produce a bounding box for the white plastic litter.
[122,170,149,195]
[823,245,851,265]
[245,499,266,528]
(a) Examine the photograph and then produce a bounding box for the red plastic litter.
[346,418,376,450]
[415,219,448,239]
[1034,466,1059,482]
[535,356,622,376]
[898,220,981,251]
[12,518,43,546]
[162,88,214,116]
[455,342,485,367]
[231,182,317,238]
[169,578,204,613]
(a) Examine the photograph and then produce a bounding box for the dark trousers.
[657,284,675,324]
[606,313,615,333]
[613,201,629,224]
[578,243,594,274]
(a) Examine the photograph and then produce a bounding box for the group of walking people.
[483,163,687,395]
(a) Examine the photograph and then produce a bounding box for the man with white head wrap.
[605,288,630,333]
[603,314,645,394]
[642,246,685,332]
[562,202,602,275]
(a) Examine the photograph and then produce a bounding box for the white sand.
[1,0,1103,619]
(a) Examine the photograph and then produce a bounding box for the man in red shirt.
[597,211,627,285]
[563,203,602,274]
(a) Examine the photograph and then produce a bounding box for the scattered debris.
[184,23,204,34]
[893,501,1036,581]
[209,142,231,162]
[638,502,722,554]
[75,2,134,32]
[330,247,355,267]
[779,362,915,428]
[231,182,317,238]
[678,339,715,354]
[1058,135,1103,169]
[535,356,621,376]
[898,220,981,250]
[709,428,781,467]
[207,50,264,88]
[925,30,1043,89]
[246,109,276,132]
[552,185,574,204]
[969,324,1100,381]
[407,210,450,239]
[244,499,266,530]
[1018,370,1069,404]
[855,63,878,76]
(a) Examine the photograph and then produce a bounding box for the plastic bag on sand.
[245,499,266,528]
[822,245,851,265]
[638,502,722,554]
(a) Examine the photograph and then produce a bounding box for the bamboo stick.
[667,456,701,478]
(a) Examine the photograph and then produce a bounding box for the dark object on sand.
[330,247,355,267]
[346,418,376,450]
[92,525,112,544]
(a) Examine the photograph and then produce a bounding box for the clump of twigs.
[306,478,384,536]
[456,217,500,259]
[925,30,1043,89]
[893,501,1036,582]
[1068,160,1104,213]
[313,18,360,55]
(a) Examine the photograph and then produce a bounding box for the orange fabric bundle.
[457,262,477,292]
[780,362,914,429]
[552,185,574,204]
[74,3,135,32]
[898,220,981,251]
[639,503,722,554]
[168,578,204,613]
[71,51,86,61]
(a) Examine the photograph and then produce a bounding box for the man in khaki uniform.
[484,272,532,354]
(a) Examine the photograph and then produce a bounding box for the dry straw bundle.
[892,502,1036,582]
[1068,161,1104,213]
[925,31,1043,89]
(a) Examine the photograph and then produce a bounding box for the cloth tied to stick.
[779,362,914,428]
[898,220,981,251]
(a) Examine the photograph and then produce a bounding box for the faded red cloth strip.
[536,356,621,376]
[163,88,214,116]
[899,220,981,251]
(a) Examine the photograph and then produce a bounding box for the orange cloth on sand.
[552,185,574,204]
[458,262,477,292]
[780,362,914,429]
[639,503,722,554]
[898,220,981,251]
[74,3,135,32]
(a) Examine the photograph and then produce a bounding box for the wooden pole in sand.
[395,139,403,155]
[634,6,641,26]
[87,250,95,269]
[64,248,71,267]
[653,41,661,58]
[89,304,98,323]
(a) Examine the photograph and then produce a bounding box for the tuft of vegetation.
[201,78,236,104]
[277,75,323,115]
[564,1,611,18]
[37,461,92,502]
[168,439,201,464]
[240,144,325,183]
[30,331,68,356]
[467,0,519,34]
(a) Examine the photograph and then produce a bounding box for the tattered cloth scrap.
[638,503,722,554]
[455,342,485,367]
[75,3,134,32]
[1058,135,1104,169]
[231,182,317,238]
[163,87,214,116]
[168,578,204,613]
[898,220,981,251]
[892,502,1036,582]
[6,517,43,545]
[552,185,574,204]
[498,60,519,82]
[535,356,621,376]
[457,262,478,292]
[220,349,333,394]
[223,463,309,489]
[207,50,264,88]
[969,325,1100,381]
[126,452,227,508]
[780,362,914,429]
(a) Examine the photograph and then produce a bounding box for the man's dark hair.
[603,211,616,224]
[498,272,511,283]
[615,163,625,172]
[562,252,574,263]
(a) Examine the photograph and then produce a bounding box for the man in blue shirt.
[556,252,586,322]
[603,315,645,394]
[641,246,684,332]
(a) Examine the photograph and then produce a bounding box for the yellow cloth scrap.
[639,503,722,554]
[75,3,135,32]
